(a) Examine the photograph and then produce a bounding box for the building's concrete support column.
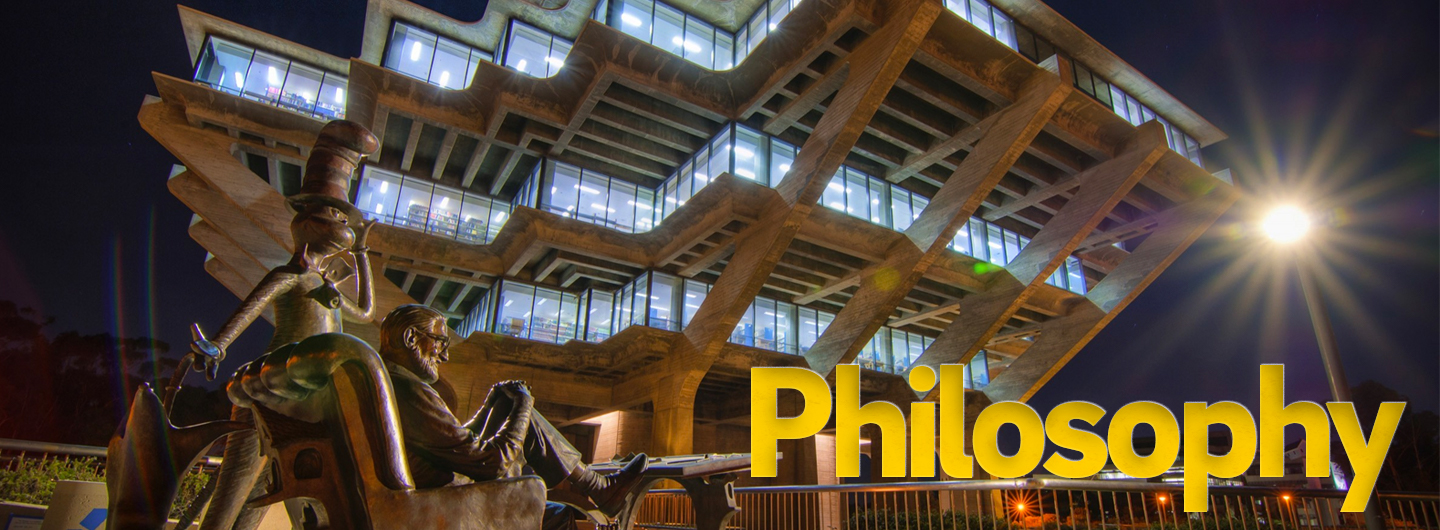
[802,65,1072,374]
[905,121,1174,394]
[981,188,1238,403]
[647,0,943,457]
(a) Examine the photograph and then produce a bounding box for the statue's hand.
[495,379,532,401]
[353,218,378,252]
[188,338,225,381]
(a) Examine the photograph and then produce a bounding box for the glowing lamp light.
[1282,494,1292,502]
[410,41,423,61]
[438,70,451,86]
[1015,502,1026,512]
[266,66,280,86]
[620,13,643,27]
[1262,205,1311,243]
[1157,495,1167,504]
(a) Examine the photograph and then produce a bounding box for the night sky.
[1,0,1435,428]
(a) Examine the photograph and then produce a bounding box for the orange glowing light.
[1157,495,1168,503]
[1282,494,1292,502]
[1015,502,1026,511]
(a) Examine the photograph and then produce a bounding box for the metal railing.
[633,479,1439,530]
[0,438,223,469]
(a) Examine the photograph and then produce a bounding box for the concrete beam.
[981,188,1238,403]
[488,147,524,196]
[909,122,1172,396]
[399,119,423,172]
[431,129,459,180]
[461,140,491,189]
[678,239,736,277]
[649,0,943,457]
[764,63,850,135]
[802,66,1072,374]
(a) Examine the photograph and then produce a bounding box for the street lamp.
[1261,205,1385,530]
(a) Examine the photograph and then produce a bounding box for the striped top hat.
[287,120,379,221]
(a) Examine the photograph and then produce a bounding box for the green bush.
[0,455,104,505]
[0,455,211,519]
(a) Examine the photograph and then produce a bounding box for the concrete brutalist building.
[141,0,1236,484]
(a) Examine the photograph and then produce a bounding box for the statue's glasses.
[420,331,451,349]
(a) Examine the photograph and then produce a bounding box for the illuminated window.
[501,20,572,78]
[193,36,347,120]
[384,22,493,89]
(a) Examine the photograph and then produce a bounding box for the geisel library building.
[142,0,1237,485]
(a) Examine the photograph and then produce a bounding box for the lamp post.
[1261,206,1386,530]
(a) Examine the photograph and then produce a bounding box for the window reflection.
[354,166,511,244]
[502,20,572,78]
[193,36,347,120]
[384,21,494,89]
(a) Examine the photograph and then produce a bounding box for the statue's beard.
[414,348,445,383]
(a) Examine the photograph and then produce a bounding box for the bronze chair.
[226,333,546,529]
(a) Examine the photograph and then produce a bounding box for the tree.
[0,300,179,446]
[1336,381,1440,493]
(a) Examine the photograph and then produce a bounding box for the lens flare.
[1262,206,1311,243]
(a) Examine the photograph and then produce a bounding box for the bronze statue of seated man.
[379,304,648,529]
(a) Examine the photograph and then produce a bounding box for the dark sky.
[0,0,1434,422]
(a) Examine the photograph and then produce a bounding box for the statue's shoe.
[590,453,649,518]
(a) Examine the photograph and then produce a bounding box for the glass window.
[891,189,915,231]
[754,298,778,351]
[355,168,402,224]
[1066,257,1086,294]
[608,179,639,232]
[195,38,254,95]
[586,290,615,341]
[497,283,535,338]
[747,8,768,53]
[431,37,473,89]
[969,353,989,388]
[397,178,436,232]
[733,127,764,181]
[992,10,1017,50]
[769,138,796,187]
[428,186,464,238]
[968,0,993,35]
[797,308,819,353]
[547,162,582,216]
[1004,231,1022,265]
[968,218,988,262]
[684,18,714,67]
[986,224,1005,265]
[868,177,889,226]
[531,288,564,342]
[733,303,755,346]
[504,21,570,78]
[616,283,634,334]
[619,0,653,40]
[844,169,868,218]
[682,280,708,327]
[653,3,685,57]
[768,0,791,31]
[650,273,679,331]
[243,50,290,104]
[715,32,735,70]
[775,301,794,353]
[630,274,649,327]
[823,172,846,212]
[387,23,438,80]
[951,216,972,255]
[578,171,611,226]
[316,74,347,120]
[708,128,732,184]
